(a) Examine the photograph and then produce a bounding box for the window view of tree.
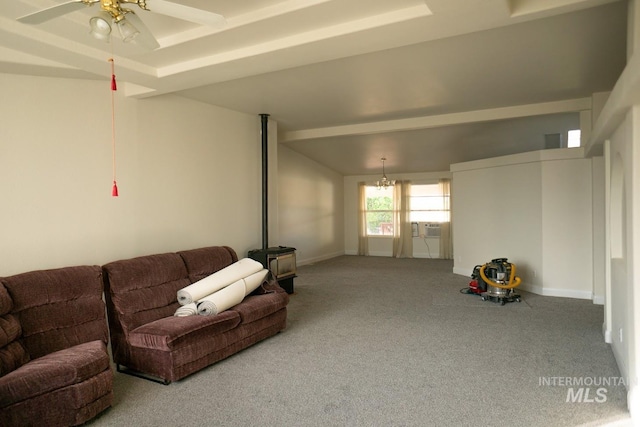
[365,186,394,235]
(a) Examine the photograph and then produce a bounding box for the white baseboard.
[413,253,441,259]
[345,250,451,260]
[343,250,392,257]
[603,323,612,343]
[628,383,640,424]
[453,266,472,276]
[346,262,599,302]
[454,266,594,300]
[519,284,593,300]
[610,343,630,423]
[297,251,345,267]
[367,251,392,257]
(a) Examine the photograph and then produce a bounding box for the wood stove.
[248,246,296,294]
[248,114,296,294]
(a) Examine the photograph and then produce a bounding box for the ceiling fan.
[17,0,226,49]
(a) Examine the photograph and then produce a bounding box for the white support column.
[603,139,612,342]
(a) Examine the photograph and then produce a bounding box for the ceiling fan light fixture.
[89,12,112,42]
[115,16,140,43]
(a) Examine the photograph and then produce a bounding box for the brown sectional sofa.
[0,266,113,427]
[102,245,289,384]
[0,245,284,424]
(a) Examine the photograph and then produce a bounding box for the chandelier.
[89,10,140,43]
[376,157,396,189]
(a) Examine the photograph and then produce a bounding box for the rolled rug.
[174,303,198,317]
[177,258,264,305]
[243,269,269,296]
[197,279,246,316]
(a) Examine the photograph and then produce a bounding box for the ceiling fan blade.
[17,0,91,25]
[147,0,226,28]
[125,12,160,50]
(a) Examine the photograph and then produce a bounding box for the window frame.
[364,185,395,237]
[409,182,450,224]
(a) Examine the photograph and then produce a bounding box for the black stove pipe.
[260,113,269,250]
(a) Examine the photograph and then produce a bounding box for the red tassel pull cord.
[109,57,117,90]
[109,58,119,197]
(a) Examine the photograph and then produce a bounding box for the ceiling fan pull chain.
[108,57,119,197]
[110,58,117,91]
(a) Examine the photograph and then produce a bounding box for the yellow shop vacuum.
[467,258,522,305]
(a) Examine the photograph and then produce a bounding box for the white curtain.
[439,178,453,259]
[357,181,369,256]
[393,180,412,258]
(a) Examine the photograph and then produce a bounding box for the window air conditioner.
[425,223,441,237]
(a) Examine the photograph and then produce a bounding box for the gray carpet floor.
[88,255,632,426]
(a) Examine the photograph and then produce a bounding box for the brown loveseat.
[102,246,289,384]
[0,266,113,426]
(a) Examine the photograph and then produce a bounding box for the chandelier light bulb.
[89,13,112,42]
[116,17,140,43]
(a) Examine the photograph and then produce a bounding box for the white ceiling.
[0,0,628,175]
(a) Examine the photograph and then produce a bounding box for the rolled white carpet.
[243,269,269,296]
[177,258,264,305]
[197,280,246,316]
[174,302,198,317]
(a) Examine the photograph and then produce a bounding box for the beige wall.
[596,0,640,418]
[452,155,543,289]
[540,156,594,298]
[605,106,639,416]
[608,112,632,384]
[277,145,344,265]
[0,73,264,276]
[451,148,595,299]
[591,155,606,304]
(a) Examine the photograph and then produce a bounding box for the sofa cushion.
[103,253,191,332]
[0,283,12,316]
[0,313,30,377]
[0,340,110,408]
[104,253,188,294]
[0,283,29,377]
[128,310,241,351]
[1,266,108,359]
[0,341,30,378]
[0,315,22,349]
[178,246,238,283]
[0,369,113,427]
[231,292,289,324]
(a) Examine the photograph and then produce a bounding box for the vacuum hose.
[479,263,522,289]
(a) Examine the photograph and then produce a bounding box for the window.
[409,183,450,223]
[363,182,450,236]
[365,185,394,236]
[567,129,581,148]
